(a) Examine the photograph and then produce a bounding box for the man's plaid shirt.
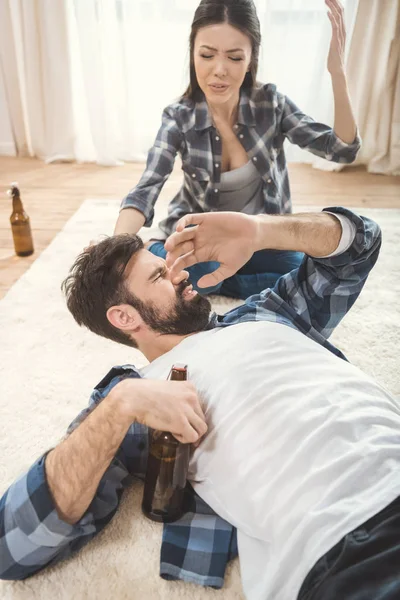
[0,207,380,588]
[121,84,361,237]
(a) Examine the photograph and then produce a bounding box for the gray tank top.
[218,160,264,214]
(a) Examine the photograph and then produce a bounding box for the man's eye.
[154,269,167,282]
[200,54,213,59]
[230,57,243,62]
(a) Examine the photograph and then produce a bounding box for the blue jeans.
[148,241,303,300]
[298,495,400,600]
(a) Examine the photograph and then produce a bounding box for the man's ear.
[107,304,142,335]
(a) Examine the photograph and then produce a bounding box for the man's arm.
[165,210,342,288]
[0,374,206,580]
[47,376,206,525]
[252,211,342,257]
[45,386,134,525]
[165,208,381,338]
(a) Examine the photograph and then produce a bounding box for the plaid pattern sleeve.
[0,367,145,581]
[121,106,183,227]
[161,483,238,589]
[280,94,361,163]
[269,207,382,339]
[0,365,236,586]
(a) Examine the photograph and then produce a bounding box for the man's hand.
[165,210,342,287]
[116,377,208,444]
[165,212,257,288]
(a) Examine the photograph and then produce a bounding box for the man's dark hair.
[62,235,144,348]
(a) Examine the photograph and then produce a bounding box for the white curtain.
[0,0,397,174]
[256,0,359,163]
[348,0,400,175]
[0,0,74,161]
[67,0,359,165]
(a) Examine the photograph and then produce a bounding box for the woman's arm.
[114,207,146,235]
[327,0,357,144]
[116,106,183,235]
[280,0,360,162]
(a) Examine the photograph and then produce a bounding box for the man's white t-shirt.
[140,321,400,599]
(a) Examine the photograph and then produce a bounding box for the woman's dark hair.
[62,235,144,348]
[183,0,261,100]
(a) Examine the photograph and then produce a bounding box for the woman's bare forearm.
[114,207,146,235]
[331,71,357,144]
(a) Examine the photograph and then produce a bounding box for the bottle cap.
[172,363,187,372]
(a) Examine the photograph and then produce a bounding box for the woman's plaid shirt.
[121,84,361,237]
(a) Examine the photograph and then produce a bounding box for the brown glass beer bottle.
[142,364,191,523]
[8,183,34,257]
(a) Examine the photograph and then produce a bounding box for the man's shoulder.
[94,364,142,395]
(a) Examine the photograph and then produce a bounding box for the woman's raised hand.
[325,0,346,75]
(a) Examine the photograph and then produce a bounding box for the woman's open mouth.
[209,83,229,93]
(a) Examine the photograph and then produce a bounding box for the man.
[1,206,399,600]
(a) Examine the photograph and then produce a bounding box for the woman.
[115,0,360,299]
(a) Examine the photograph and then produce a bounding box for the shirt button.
[192,173,196,178]
[214,188,218,193]
[239,134,244,139]
[252,156,257,162]
[267,178,272,183]
[215,163,219,168]
[215,136,220,141]
[234,124,239,129]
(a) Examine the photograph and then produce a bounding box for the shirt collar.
[237,87,256,127]
[194,94,213,131]
[194,88,257,132]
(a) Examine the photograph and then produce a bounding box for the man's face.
[123,249,212,336]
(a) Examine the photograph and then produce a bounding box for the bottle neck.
[12,196,24,213]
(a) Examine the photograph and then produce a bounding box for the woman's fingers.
[326,0,345,42]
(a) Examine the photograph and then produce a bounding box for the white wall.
[0,66,16,156]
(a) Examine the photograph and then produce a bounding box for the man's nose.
[170,268,190,286]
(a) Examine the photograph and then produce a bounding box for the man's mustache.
[177,279,191,296]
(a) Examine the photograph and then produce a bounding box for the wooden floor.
[0,156,399,299]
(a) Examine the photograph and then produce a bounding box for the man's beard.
[137,281,212,336]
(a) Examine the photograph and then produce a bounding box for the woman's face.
[193,23,252,105]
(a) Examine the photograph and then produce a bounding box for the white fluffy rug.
[1,199,399,600]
